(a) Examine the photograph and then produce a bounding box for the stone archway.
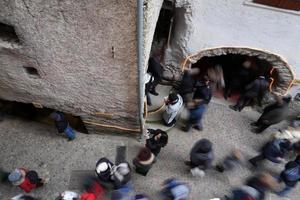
[181,47,295,95]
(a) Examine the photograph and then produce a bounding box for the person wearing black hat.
[251,95,292,133]
[275,155,300,197]
[163,93,183,127]
[185,139,214,177]
[146,129,168,156]
[229,76,269,112]
[133,147,155,176]
[249,138,293,168]
[95,157,114,187]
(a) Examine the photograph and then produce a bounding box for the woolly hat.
[8,169,25,186]
[168,93,179,104]
[197,139,212,153]
[50,112,61,121]
[137,148,153,162]
[96,162,109,174]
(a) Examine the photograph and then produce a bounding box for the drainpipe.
[137,0,144,135]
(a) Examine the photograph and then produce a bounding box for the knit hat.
[137,148,152,162]
[168,93,179,104]
[8,169,25,186]
[198,139,212,153]
[96,162,109,174]
[50,112,61,121]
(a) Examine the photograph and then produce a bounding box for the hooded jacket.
[190,139,214,169]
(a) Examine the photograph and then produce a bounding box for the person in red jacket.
[8,168,44,193]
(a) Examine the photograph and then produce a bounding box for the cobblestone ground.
[0,85,298,200]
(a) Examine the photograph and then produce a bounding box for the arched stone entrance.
[181,47,295,95]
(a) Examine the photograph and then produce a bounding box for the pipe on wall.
[137,0,144,135]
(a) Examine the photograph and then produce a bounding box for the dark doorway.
[191,54,279,101]
[150,0,175,61]
[0,100,88,133]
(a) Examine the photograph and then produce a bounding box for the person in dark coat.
[133,147,155,176]
[50,111,76,140]
[161,178,190,200]
[178,68,198,103]
[275,155,300,197]
[8,168,44,193]
[147,57,163,96]
[185,139,214,177]
[251,95,292,133]
[224,172,279,200]
[182,76,212,132]
[229,76,269,112]
[249,139,293,168]
[145,129,168,156]
[95,157,114,186]
[110,162,131,189]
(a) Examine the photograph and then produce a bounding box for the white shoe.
[190,167,205,177]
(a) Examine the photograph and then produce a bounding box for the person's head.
[137,147,154,162]
[243,60,252,69]
[8,169,25,186]
[203,75,210,85]
[197,139,212,153]
[168,93,179,105]
[50,112,61,121]
[95,158,112,175]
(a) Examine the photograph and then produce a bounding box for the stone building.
[0,0,299,135]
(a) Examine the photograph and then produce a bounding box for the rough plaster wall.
[143,0,164,70]
[166,0,300,78]
[0,0,139,131]
[164,0,194,68]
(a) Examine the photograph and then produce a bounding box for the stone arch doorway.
[181,47,295,95]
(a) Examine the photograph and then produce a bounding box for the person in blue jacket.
[249,139,293,168]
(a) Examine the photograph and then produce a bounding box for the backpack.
[283,165,300,182]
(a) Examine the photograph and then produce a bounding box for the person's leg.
[149,78,160,96]
[193,105,206,131]
[64,125,76,140]
[249,154,265,167]
[182,120,193,132]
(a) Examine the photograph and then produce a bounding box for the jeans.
[185,104,207,131]
[64,125,76,140]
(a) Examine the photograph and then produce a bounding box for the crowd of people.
[1,56,300,200]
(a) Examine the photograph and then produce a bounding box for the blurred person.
[215,149,243,173]
[161,178,190,200]
[50,111,76,141]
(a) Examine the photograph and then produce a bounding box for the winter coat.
[193,84,212,105]
[280,161,300,187]
[18,169,42,193]
[145,129,167,156]
[111,185,135,200]
[190,140,214,169]
[147,57,163,81]
[95,158,114,183]
[163,179,189,200]
[111,162,131,189]
[262,139,288,163]
[258,100,290,125]
[244,78,269,98]
[80,193,96,200]
[133,153,155,176]
[163,94,183,124]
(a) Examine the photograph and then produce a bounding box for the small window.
[0,22,20,44]
[23,66,40,78]
[253,0,300,11]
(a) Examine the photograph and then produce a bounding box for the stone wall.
[0,0,140,133]
[164,0,300,80]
